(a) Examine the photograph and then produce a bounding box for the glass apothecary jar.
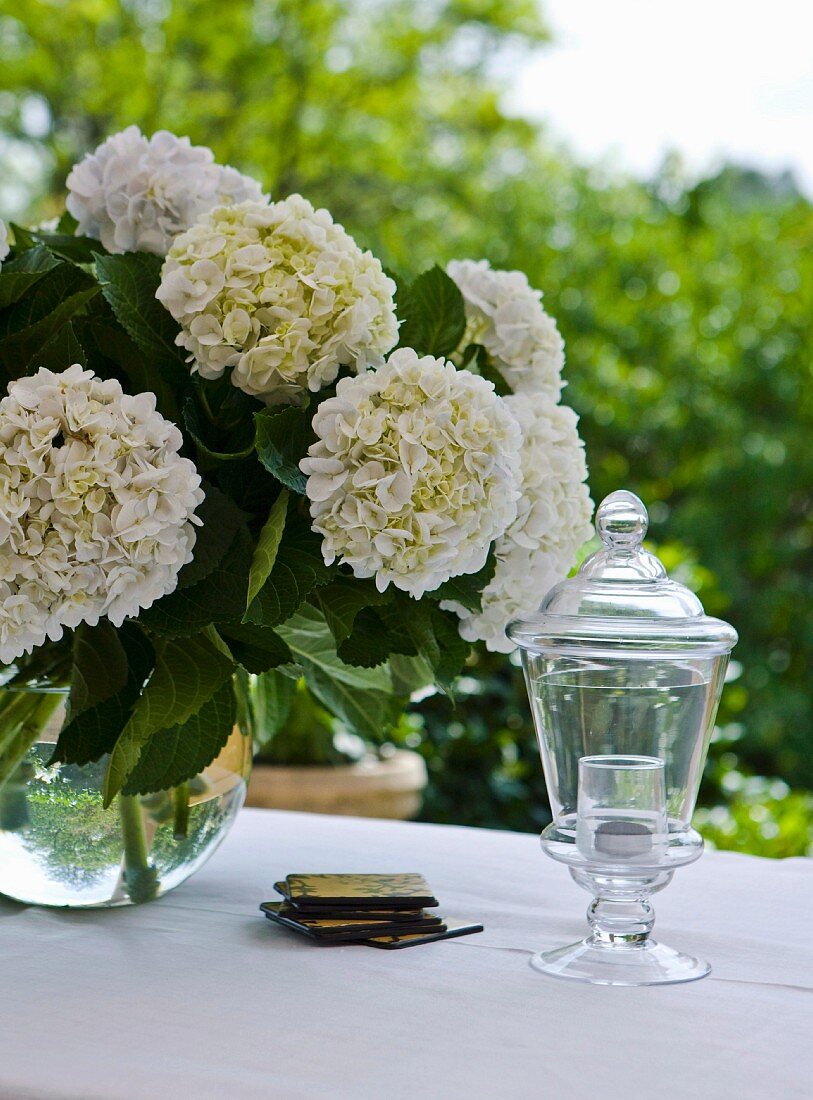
[508,490,737,986]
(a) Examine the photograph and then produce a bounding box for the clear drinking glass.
[576,755,668,864]
[508,490,738,986]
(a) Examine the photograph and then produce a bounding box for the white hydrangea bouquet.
[0,127,592,847]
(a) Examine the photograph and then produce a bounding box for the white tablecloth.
[1,808,810,1100]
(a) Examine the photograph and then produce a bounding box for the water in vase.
[531,662,719,829]
[0,741,247,907]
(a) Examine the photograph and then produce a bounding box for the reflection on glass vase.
[0,679,252,908]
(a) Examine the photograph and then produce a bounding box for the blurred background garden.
[0,0,810,856]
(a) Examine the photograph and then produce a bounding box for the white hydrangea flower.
[0,219,9,269]
[443,393,593,652]
[447,258,565,400]
[300,348,523,598]
[157,195,399,406]
[66,126,265,255]
[0,364,204,663]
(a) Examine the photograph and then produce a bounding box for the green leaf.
[103,632,234,804]
[31,232,104,265]
[52,623,155,767]
[387,599,469,697]
[35,322,87,371]
[219,623,293,673]
[0,268,53,309]
[139,525,253,636]
[203,623,236,663]
[429,606,471,694]
[397,265,466,358]
[57,212,79,234]
[183,392,256,463]
[0,261,95,338]
[246,490,288,609]
[10,217,102,265]
[311,576,387,646]
[9,223,36,250]
[244,514,334,626]
[255,404,316,493]
[461,342,511,396]
[251,670,297,743]
[121,680,237,796]
[66,621,129,719]
[2,245,60,275]
[0,262,99,380]
[303,660,398,741]
[392,599,440,667]
[276,605,396,740]
[78,318,182,422]
[19,290,99,371]
[389,653,434,698]
[336,607,395,667]
[216,456,283,518]
[95,251,183,365]
[274,606,393,692]
[428,550,496,613]
[177,482,246,589]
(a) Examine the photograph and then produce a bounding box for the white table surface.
[1,808,810,1100]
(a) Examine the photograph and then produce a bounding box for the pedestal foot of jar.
[530,938,710,986]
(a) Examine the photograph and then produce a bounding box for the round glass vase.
[0,677,252,908]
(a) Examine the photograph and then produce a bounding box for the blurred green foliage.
[696,758,813,859]
[0,0,811,853]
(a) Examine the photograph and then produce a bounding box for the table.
[1,809,810,1099]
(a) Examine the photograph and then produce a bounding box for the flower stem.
[197,386,217,426]
[0,763,33,831]
[118,794,159,904]
[0,691,63,791]
[172,782,190,839]
[0,692,44,758]
[0,689,65,831]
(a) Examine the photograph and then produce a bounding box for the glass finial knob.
[596,490,648,550]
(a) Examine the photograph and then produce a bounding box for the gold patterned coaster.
[284,873,438,909]
[260,901,445,942]
[363,920,484,949]
[273,880,430,919]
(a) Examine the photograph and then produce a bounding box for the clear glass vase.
[0,680,252,908]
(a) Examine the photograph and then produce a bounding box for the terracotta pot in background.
[246,749,427,821]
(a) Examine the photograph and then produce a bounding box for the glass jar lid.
[507,490,738,657]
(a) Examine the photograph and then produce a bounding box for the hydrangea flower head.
[300,348,523,597]
[66,126,264,255]
[447,258,565,399]
[443,393,593,651]
[157,195,399,406]
[0,364,204,662]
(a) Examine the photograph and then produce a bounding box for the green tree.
[0,0,547,255]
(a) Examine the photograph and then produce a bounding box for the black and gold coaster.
[284,873,439,911]
[362,920,484,950]
[260,901,445,942]
[272,881,430,921]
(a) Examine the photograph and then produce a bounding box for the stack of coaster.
[260,873,483,950]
